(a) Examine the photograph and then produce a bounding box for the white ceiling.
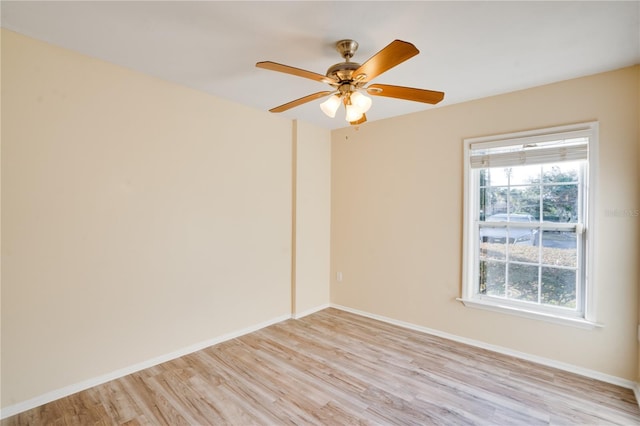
[2,1,639,129]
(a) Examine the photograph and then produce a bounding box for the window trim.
[460,122,599,327]
[456,297,603,329]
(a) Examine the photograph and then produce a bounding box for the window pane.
[483,168,510,186]
[480,187,508,220]
[479,240,507,261]
[509,241,539,264]
[542,184,579,223]
[506,225,536,245]
[541,231,577,268]
[507,263,538,302]
[541,267,576,308]
[479,185,486,221]
[542,162,580,184]
[479,260,505,296]
[479,222,509,245]
[508,187,540,220]
[509,164,541,186]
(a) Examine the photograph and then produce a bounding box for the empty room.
[2,1,639,424]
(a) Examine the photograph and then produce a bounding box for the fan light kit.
[256,39,444,126]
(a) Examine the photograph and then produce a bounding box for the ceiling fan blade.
[349,113,367,126]
[269,91,333,113]
[367,84,445,104]
[256,61,335,84]
[353,40,419,83]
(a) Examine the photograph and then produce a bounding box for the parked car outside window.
[479,213,538,245]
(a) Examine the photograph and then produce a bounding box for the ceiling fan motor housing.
[325,39,363,83]
[326,61,361,82]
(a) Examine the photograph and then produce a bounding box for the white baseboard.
[292,303,330,319]
[331,303,638,391]
[0,313,291,420]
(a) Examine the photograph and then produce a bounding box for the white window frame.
[460,122,601,329]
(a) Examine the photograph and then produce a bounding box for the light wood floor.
[3,308,640,425]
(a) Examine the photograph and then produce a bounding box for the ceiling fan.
[256,39,445,126]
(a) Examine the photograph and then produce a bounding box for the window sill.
[456,298,603,330]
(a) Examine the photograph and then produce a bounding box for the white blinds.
[469,127,592,169]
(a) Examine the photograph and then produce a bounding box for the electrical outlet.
[336,272,343,282]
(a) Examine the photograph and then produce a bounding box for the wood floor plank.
[3,308,639,425]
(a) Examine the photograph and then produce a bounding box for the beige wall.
[1,29,295,407]
[331,66,640,381]
[0,28,4,409]
[638,66,640,384]
[293,121,331,316]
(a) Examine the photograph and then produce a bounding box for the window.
[461,122,598,327]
